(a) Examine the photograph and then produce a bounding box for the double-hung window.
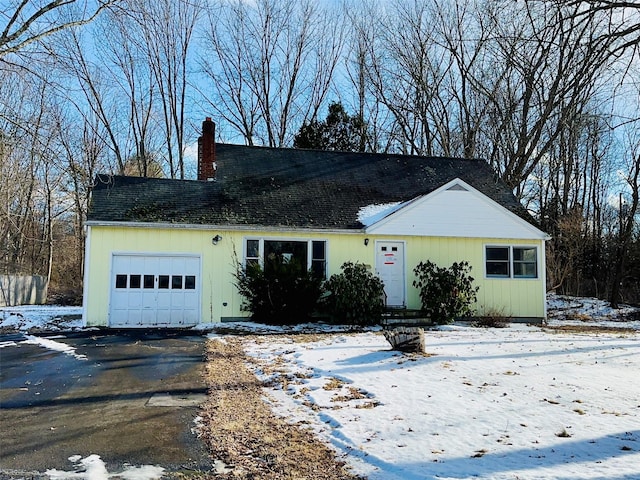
[485,246,537,279]
[244,238,327,278]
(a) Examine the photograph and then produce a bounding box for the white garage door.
[109,254,201,328]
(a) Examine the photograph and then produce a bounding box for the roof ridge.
[216,143,487,163]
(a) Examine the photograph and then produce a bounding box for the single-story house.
[82,118,550,328]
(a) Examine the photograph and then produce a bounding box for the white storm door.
[110,254,200,327]
[375,241,405,307]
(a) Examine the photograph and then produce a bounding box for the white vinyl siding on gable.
[365,179,549,241]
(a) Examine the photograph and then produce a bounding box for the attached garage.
[109,254,201,328]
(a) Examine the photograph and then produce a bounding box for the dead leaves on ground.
[199,337,362,480]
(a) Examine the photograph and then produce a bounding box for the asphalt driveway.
[0,330,212,478]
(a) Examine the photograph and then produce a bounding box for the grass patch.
[324,377,347,390]
[199,337,363,479]
[544,325,637,334]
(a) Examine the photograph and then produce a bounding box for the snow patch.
[1,305,83,332]
[21,335,87,360]
[45,455,164,480]
[357,201,404,227]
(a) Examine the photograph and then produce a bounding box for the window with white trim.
[246,239,260,267]
[244,238,327,278]
[485,246,538,279]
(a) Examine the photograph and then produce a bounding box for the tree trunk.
[384,327,425,353]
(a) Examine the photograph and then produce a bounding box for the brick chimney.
[198,118,216,181]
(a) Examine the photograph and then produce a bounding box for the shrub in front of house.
[234,255,323,325]
[412,260,479,325]
[471,307,511,328]
[322,261,386,326]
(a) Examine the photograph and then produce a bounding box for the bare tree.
[0,68,41,276]
[481,1,617,194]
[342,1,392,153]
[363,0,448,155]
[201,0,345,147]
[362,0,504,158]
[98,6,157,177]
[560,1,640,56]
[0,71,65,284]
[50,101,110,291]
[0,0,116,57]
[610,132,640,307]
[132,0,202,178]
[54,25,127,172]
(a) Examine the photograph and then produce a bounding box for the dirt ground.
[198,336,363,480]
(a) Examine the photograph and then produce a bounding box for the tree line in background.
[1,0,638,306]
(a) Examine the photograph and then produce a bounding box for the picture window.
[244,238,327,278]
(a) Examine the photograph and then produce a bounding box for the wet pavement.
[0,330,212,478]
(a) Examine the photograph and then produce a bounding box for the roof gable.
[88,144,539,232]
[365,179,549,240]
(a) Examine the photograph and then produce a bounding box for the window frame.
[484,245,538,280]
[485,246,510,278]
[244,237,328,278]
[512,246,538,279]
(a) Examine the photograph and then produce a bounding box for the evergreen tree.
[293,102,368,152]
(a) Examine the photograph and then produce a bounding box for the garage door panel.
[171,292,185,308]
[142,291,156,308]
[141,309,156,326]
[157,293,171,308]
[184,291,198,304]
[128,310,142,326]
[128,294,142,308]
[110,255,201,328]
[129,256,145,271]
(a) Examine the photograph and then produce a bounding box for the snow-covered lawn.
[0,305,83,332]
[244,326,640,480]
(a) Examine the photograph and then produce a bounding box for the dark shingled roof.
[87,143,532,229]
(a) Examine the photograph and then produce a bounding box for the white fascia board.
[83,220,364,235]
[81,224,91,326]
[365,178,551,240]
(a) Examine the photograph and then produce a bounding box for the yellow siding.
[84,226,546,326]
[401,236,546,319]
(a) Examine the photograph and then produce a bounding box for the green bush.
[234,255,323,325]
[322,262,385,326]
[412,260,479,325]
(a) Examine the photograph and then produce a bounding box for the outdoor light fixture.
[364,238,370,246]
[212,234,222,245]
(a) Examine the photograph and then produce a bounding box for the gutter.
[83,220,365,235]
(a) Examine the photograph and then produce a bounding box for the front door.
[376,241,405,307]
